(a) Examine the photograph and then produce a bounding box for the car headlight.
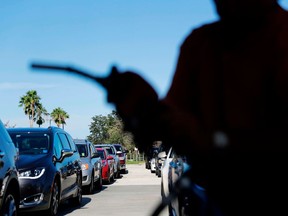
[19,167,45,179]
[81,163,89,171]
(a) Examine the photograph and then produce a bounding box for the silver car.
[75,139,102,194]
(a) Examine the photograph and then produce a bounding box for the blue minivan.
[7,126,82,215]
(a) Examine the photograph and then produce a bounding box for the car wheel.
[87,173,95,194]
[95,173,102,190]
[47,180,60,216]
[114,171,118,179]
[71,175,82,206]
[161,181,165,201]
[110,169,115,183]
[117,170,121,178]
[2,191,17,216]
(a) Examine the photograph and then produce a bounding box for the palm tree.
[50,107,69,129]
[34,103,49,127]
[19,90,41,127]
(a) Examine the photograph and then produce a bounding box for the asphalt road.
[58,163,168,216]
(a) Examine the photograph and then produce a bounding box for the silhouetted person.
[106,0,288,215]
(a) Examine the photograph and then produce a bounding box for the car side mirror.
[61,149,74,158]
[53,149,74,163]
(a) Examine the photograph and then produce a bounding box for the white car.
[150,157,156,173]
[161,147,174,199]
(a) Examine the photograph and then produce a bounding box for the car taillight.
[117,153,123,157]
[120,160,125,165]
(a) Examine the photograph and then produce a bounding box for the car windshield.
[76,144,88,157]
[97,150,105,159]
[9,133,50,155]
[103,147,113,155]
[114,145,123,152]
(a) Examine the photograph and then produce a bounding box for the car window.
[89,143,95,155]
[53,134,63,158]
[9,133,49,155]
[111,146,116,154]
[58,133,71,150]
[103,146,113,155]
[66,133,77,152]
[114,145,122,152]
[76,144,88,157]
[97,149,105,159]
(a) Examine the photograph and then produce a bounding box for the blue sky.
[1,1,288,139]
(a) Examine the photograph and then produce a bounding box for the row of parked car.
[0,119,128,216]
[146,145,206,216]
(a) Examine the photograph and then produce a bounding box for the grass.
[126,160,145,165]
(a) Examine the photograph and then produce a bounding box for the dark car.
[7,126,82,215]
[145,146,159,170]
[155,151,166,177]
[167,150,206,216]
[0,120,20,216]
[112,144,128,174]
[155,145,169,177]
[74,139,102,194]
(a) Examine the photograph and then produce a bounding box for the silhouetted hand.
[105,66,159,152]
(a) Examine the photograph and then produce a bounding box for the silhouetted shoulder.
[180,21,221,51]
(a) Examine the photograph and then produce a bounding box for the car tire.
[161,181,165,201]
[87,173,95,194]
[110,169,115,183]
[95,173,102,190]
[47,180,60,216]
[71,175,82,206]
[117,169,121,178]
[1,190,17,216]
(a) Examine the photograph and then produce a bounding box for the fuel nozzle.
[30,63,116,89]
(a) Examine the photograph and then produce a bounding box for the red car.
[96,147,115,184]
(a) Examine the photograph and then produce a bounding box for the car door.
[102,146,117,174]
[89,143,100,181]
[58,133,77,196]
[110,145,120,173]
[0,121,19,215]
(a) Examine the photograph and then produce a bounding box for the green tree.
[106,117,135,151]
[19,90,41,127]
[34,103,49,127]
[87,114,111,144]
[50,107,69,129]
[87,111,135,151]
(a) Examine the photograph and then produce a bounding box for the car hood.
[80,157,90,164]
[17,154,49,169]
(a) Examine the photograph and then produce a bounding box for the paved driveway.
[58,163,168,216]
